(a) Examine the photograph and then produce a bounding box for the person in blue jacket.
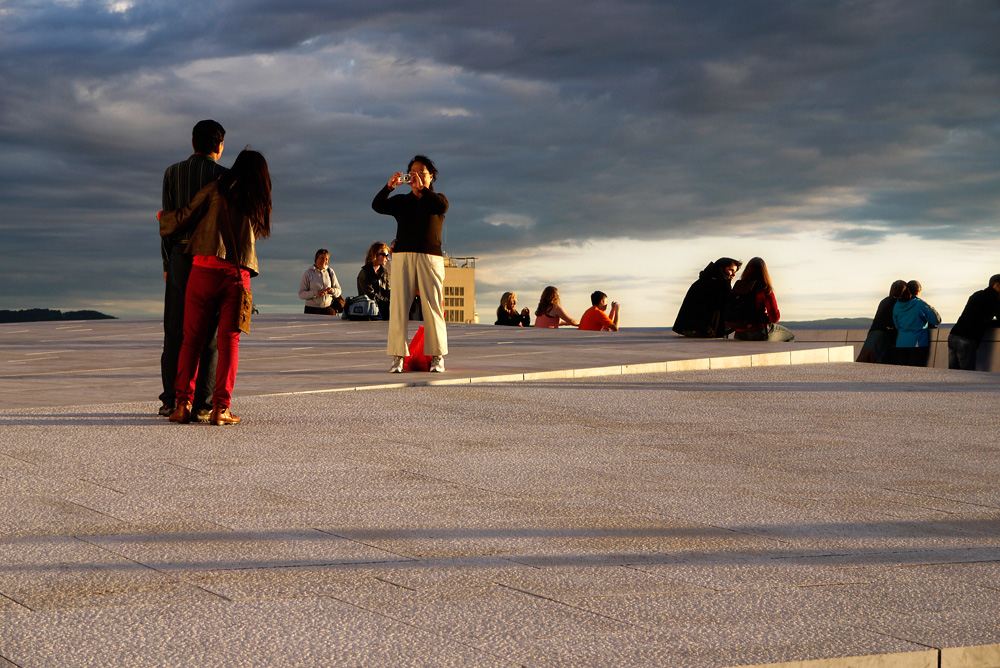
[892,280,942,367]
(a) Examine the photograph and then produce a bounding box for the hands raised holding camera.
[388,169,429,192]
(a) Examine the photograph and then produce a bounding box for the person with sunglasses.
[357,241,391,319]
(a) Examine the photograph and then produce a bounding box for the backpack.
[723,280,763,329]
[342,295,381,321]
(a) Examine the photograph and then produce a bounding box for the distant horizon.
[8,307,966,330]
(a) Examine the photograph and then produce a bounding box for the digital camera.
[399,173,412,183]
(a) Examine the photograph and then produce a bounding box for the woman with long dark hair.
[726,257,795,342]
[857,280,906,363]
[159,149,272,425]
[533,286,579,328]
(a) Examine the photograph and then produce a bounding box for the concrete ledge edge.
[248,345,852,399]
[941,642,1000,668]
[730,647,937,668]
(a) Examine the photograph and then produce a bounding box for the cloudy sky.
[2,0,999,326]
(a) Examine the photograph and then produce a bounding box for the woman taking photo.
[159,149,272,426]
[533,286,579,328]
[357,241,391,319]
[726,257,795,342]
[373,155,449,373]
[299,248,344,315]
[495,291,530,326]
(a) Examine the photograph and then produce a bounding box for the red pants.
[175,264,248,409]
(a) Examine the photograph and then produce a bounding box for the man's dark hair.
[408,154,438,188]
[590,291,607,306]
[714,257,741,272]
[192,120,226,154]
[989,274,1000,288]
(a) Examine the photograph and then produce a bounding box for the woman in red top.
[730,257,795,342]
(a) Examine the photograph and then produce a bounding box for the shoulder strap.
[220,199,246,282]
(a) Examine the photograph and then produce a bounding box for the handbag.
[223,206,253,334]
[324,267,346,313]
[402,326,434,371]
[237,284,253,334]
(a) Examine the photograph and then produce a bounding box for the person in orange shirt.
[578,291,620,331]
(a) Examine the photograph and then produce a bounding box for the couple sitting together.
[672,256,794,342]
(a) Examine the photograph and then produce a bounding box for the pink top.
[534,312,561,328]
[194,254,251,287]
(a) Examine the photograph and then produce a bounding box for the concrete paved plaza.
[1,317,998,667]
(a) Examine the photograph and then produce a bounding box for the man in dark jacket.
[948,274,1000,370]
[672,258,741,338]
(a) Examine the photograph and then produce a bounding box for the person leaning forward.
[672,257,741,338]
[578,291,620,331]
[948,274,1000,371]
[158,120,227,421]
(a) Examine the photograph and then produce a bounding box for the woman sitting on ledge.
[299,248,344,315]
[533,286,579,328]
[726,257,795,342]
[495,292,530,326]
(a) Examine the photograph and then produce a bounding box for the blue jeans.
[948,333,978,371]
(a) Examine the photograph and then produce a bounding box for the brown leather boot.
[168,401,192,423]
[210,407,240,426]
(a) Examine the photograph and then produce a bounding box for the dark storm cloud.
[1,0,999,315]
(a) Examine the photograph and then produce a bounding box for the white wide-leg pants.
[387,252,448,357]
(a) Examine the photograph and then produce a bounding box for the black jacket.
[357,263,390,308]
[372,185,449,256]
[950,287,1000,343]
[672,263,733,337]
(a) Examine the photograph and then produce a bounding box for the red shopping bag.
[403,326,434,371]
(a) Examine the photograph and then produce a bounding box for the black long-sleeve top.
[495,309,530,327]
[372,185,449,256]
[869,296,898,332]
[951,287,1000,343]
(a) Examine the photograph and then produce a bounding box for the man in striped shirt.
[158,120,227,420]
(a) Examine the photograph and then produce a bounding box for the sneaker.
[389,356,404,373]
[429,356,445,373]
[158,402,175,417]
[192,408,212,423]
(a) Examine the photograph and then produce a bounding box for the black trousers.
[891,346,930,367]
[160,245,218,409]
